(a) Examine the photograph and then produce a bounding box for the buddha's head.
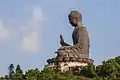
[68,10,82,27]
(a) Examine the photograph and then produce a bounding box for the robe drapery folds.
[57,25,89,59]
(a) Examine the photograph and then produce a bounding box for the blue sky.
[0,0,120,76]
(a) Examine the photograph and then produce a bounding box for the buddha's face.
[69,16,78,27]
[68,11,82,27]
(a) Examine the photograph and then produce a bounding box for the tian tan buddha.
[56,10,90,60]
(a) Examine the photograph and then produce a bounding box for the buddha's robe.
[57,25,89,59]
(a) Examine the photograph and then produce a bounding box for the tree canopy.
[0,56,120,80]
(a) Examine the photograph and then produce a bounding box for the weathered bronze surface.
[56,10,90,59]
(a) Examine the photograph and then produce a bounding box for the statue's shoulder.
[81,24,86,31]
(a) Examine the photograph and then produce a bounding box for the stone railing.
[47,57,94,64]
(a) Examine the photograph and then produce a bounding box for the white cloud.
[0,21,11,41]
[21,7,43,53]
[22,32,39,53]
[33,7,43,21]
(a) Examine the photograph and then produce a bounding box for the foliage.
[80,63,97,78]
[8,64,14,80]
[13,64,24,80]
[0,56,120,80]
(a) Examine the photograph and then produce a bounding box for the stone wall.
[59,62,88,71]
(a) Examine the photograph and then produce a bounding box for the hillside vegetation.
[0,56,120,80]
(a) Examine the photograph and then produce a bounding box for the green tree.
[0,77,7,80]
[25,68,41,80]
[80,63,96,78]
[4,75,8,80]
[13,64,24,80]
[39,68,90,80]
[95,58,120,79]
[8,64,14,80]
[15,64,23,74]
[115,56,120,65]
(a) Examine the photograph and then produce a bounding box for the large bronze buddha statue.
[56,11,90,59]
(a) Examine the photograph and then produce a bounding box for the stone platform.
[45,57,94,71]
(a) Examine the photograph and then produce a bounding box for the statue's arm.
[60,41,71,46]
[59,26,88,50]
[60,34,71,46]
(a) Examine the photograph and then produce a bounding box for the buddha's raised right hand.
[60,34,64,42]
[60,34,70,46]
